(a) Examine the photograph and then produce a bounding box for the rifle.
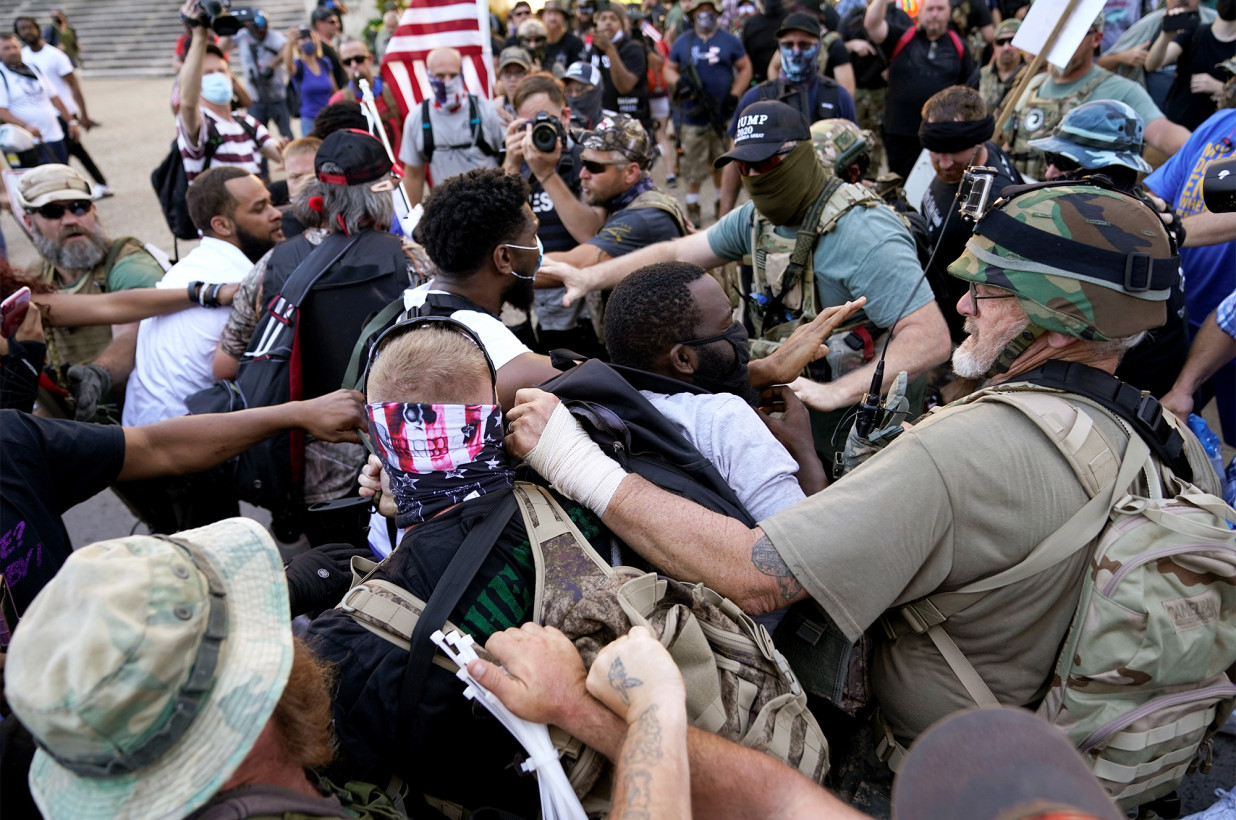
[679,62,727,139]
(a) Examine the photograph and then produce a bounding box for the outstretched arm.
[35,284,238,327]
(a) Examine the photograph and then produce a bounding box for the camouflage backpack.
[340,482,829,813]
[883,384,1236,810]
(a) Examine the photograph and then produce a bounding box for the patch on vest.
[1022,108,1046,133]
[1161,590,1221,633]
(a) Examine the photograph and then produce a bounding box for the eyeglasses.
[27,200,91,220]
[1043,152,1082,173]
[968,282,1017,316]
[340,55,370,66]
[581,158,630,174]
[995,37,1014,46]
[738,148,792,177]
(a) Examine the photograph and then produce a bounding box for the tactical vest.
[817,30,842,76]
[753,77,847,127]
[741,178,883,349]
[978,64,1024,115]
[1008,69,1110,180]
[38,237,156,373]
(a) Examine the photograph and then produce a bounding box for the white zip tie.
[431,630,587,820]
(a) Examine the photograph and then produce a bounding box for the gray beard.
[33,224,110,277]
[951,315,1030,379]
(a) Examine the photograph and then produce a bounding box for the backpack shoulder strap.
[421,98,434,163]
[341,295,407,392]
[890,26,917,61]
[277,231,360,307]
[625,189,689,235]
[467,94,498,158]
[948,29,965,61]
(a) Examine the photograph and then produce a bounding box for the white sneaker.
[91,183,113,200]
[1182,789,1236,820]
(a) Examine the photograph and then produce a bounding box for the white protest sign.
[1010,0,1105,70]
[903,149,935,213]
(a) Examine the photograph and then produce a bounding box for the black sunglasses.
[1043,152,1082,173]
[340,55,370,66]
[995,37,1014,46]
[581,158,629,174]
[27,200,91,220]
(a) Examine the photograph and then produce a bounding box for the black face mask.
[503,271,536,310]
[685,321,758,404]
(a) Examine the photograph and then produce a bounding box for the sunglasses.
[995,37,1015,46]
[581,158,630,173]
[738,148,792,177]
[340,55,370,66]
[1043,152,1082,173]
[27,200,91,220]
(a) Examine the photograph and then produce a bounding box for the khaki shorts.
[679,124,728,185]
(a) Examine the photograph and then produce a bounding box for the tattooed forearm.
[607,657,644,706]
[750,534,804,600]
[615,770,653,820]
[623,704,664,767]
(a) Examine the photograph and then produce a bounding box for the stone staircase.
[6,0,313,77]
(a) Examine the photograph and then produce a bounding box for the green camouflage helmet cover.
[948,184,1174,341]
[809,118,872,180]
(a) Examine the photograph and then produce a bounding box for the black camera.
[528,111,566,153]
[1202,156,1236,213]
[184,0,242,36]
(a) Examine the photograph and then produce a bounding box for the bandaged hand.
[505,388,627,516]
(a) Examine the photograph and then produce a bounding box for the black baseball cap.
[776,12,822,38]
[714,100,811,168]
[315,129,393,186]
[892,707,1124,820]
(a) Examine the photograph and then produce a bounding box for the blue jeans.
[248,98,293,139]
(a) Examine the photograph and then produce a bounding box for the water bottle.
[1187,414,1226,485]
[1226,458,1236,509]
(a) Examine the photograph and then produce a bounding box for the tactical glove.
[66,362,112,421]
[284,541,370,616]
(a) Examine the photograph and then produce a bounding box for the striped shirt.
[176,106,270,183]
[1217,289,1236,341]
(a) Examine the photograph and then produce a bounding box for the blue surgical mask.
[300,39,317,55]
[201,72,234,105]
[779,42,820,83]
[504,235,543,279]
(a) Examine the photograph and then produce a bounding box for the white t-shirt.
[122,238,255,427]
[401,283,531,369]
[21,44,76,116]
[0,62,63,143]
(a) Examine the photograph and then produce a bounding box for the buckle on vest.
[1124,253,1153,292]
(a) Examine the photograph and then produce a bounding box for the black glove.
[722,92,740,119]
[1,340,46,413]
[674,76,695,99]
[284,541,370,616]
[65,363,111,421]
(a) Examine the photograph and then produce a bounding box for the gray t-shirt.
[705,199,931,330]
[1033,65,1165,125]
[399,95,504,186]
[231,28,288,102]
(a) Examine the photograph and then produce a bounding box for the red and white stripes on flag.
[380,0,494,119]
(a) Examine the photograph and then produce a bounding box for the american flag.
[379,0,494,118]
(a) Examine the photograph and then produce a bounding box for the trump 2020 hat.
[714,100,811,168]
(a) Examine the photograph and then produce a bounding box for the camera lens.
[531,119,560,153]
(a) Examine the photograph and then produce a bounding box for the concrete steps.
[8,0,313,77]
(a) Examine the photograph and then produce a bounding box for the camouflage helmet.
[948,184,1177,341]
[1028,99,1152,174]
[581,114,656,169]
[809,118,872,182]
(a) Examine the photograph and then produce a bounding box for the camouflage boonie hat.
[1028,99,1152,174]
[948,185,1176,341]
[5,519,293,820]
[581,114,655,169]
[809,118,872,180]
[994,18,1020,39]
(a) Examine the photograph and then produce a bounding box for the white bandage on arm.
[522,401,627,516]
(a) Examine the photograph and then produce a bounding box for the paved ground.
[4,77,1232,815]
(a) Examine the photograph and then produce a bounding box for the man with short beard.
[977,18,1026,115]
[16,164,165,420]
[864,0,975,179]
[1003,13,1191,179]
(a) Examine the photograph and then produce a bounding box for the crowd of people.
[1,0,1235,818]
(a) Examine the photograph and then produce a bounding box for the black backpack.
[151,115,259,241]
[185,232,360,507]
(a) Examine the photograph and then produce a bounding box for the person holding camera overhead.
[1143,0,1236,130]
[176,0,283,183]
[284,24,338,132]
[230,10,292,140]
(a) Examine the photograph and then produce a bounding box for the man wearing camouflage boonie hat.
[4,518,398,820]
[978,18,1027,115]
[504,182,1224,808]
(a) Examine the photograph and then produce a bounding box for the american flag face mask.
[366,402,514,526]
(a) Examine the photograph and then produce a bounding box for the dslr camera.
[527,111,566,153]
[183,0,243,36]
[1203,156,1236,213]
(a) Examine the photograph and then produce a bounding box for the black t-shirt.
[1165,25,1236,131]
[306,490,604,814]
[882,21,975,135]
[589,199,684,257]
[919,142,1021,342]
[841,5,912,90]
[0,411,125,636]
[527,141,587,253]
[586,36,650,125]
[950,0,992,36]
[320,42,348,88]
[822,34,851,78]
[742,10,788,84]
[545,31,586,74]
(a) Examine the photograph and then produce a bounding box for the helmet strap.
[989,323,1046,377]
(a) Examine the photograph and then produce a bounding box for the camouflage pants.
[854,87,887,174]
